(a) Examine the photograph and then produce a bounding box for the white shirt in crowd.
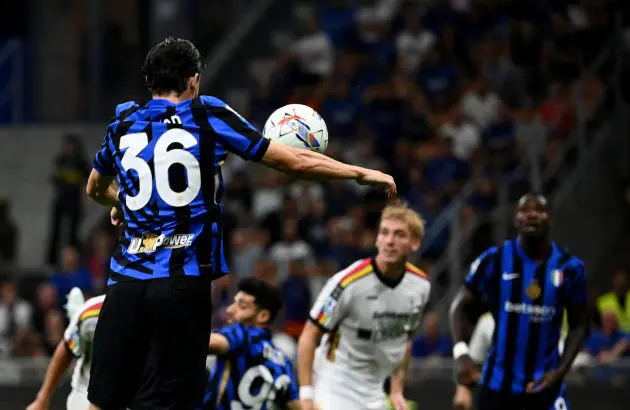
[269,240,315,281]
[460,90,501,129]
[439,121,481,160]
[291,31,334,77]
[0,299,32,357]
[396,30,436,73]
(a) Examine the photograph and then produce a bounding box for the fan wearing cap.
[449,194,589,410]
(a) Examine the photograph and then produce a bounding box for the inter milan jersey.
[464,238,587,394]
[92,96,270,284]
[201,323,299,410]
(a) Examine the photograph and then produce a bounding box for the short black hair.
[141,37,203,95]
[238,278,283,324]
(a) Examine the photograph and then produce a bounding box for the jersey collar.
[370,257,406,289]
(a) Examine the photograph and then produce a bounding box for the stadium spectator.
[230,229,268,279]
[396,11,436,75]
[270,217,315,281]
[0,198,18,265]
[46,134,90,266]
[87,230,114,294]
[281,259,312,339]
[31,283,59,342]
[598,268,630,332]
[50,246,93,300]
[438,107,481,161]
[0,280,33,357]
[460,75,501,130]
[411,311,451,358]
[584,311,630,364]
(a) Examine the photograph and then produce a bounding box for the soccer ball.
[262,104,329,154]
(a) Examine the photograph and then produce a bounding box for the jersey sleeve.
[284,359,299,402]
[217,323,249,355]
[563,260,588,309]
[92,127,116,176]
[469,314,494,364]
[309,273,351,331]
[63,310,84,358]
[201,96,270,162]
[464,247,498,296]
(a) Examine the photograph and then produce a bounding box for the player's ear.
[257,309,271,325]
[411,237,421,253]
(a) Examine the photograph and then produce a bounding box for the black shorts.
[88,277,212,410]
[477,384,567,410]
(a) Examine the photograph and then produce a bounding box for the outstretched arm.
[27,342,73,410]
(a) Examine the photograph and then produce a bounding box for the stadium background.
[0,0,629,409]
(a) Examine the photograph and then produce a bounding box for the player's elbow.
[86,181,98,198]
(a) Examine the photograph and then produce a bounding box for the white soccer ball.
[262,104,329,154]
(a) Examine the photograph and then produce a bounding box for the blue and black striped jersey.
[201,323,299,410]
[464,238,587,394]
[92,96,270,284]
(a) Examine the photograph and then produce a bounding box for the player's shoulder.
[404,262,430,283]
[77,295,105,322]
[199,95,225,108]
[328,258,375,289]
[109,100,143,123]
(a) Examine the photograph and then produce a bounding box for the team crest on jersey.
[128,233,194,254]
[551,270,563,287]
[526,279,542,299]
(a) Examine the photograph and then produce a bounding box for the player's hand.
[453,384,474,410]
[525,369,562,393]
[455,355,479,386]
[26,398,49,410]
[300,399,316,410]
[110,206,124,227]
[357,169,397,197]
[389,392,409,410]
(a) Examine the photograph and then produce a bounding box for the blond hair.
[380,201,426,240]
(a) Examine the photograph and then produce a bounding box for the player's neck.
[152,91,193,104]
[518,235,552,261]
[374,256,406,281]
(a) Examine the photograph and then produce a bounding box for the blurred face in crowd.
[612,269,629,294]
[282,218,298,242]
[375,217,420,264]
[37,283,59,311]
[0,282,16,306]
[61,246,80,272]
[423,311,440,339]
[515,196,550,238]
[225,291,269,326]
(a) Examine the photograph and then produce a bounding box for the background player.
[297,203,431,410]
[84,37,397,410]
[450,194,589,410]
[27,288,104,410]
[200,278,299,410]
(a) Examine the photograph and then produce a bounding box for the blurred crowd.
[0,0,628,375]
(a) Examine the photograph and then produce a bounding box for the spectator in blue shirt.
[51,246,93,299]
[417,45,459,110]
[412,311,452,358]
[584,310,630,364]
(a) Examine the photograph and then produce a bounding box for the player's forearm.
[557,313,588,376]
[86,175,120,208]
[297,332,318,387]
[288,149,366,181]
[390,341,411,395]
[35,342,73,403]
[449,288,476,344]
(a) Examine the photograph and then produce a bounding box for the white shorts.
[66,390,89,410]
[314,381,387,410]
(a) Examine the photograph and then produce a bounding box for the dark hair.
[238,278,283,323]
[141,37,203,95]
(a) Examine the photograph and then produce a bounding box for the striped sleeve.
[564,259,587,308]
[92,127,115,176]
[201,96,270,162]
[217,323,249,355]
[464,247,498,295]
[309,259,373,331]
[63,309,83,357]
[284,359,299,402]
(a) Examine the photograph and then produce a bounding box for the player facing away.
[449,194,589,410]
[199,278,300,410]
[85,37,396,410]
[297,203,431,410]
[27,289,104,410]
